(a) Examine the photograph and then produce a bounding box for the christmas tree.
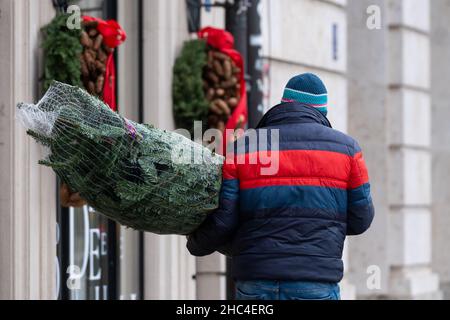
[17,81,223,235]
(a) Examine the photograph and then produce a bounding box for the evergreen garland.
[42,13,83,91]
[172,39,209,133]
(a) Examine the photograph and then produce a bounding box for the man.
[187,73,375,300]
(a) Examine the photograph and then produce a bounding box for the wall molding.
[0,0,56,300]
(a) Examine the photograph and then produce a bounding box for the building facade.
[0,0,449,300]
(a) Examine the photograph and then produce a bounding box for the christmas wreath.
[173,27,248,149]
[42,14,126,110]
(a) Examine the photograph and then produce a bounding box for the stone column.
[430,0,450,300]
[0,0,56,299]
[141,0,233,300]
[348,0,441,299]
[141,0,197,300]
[347,0,391,298]
[117,0,142,300]
[194,5,229,301]
[196,254,227,300]
[385,0,440,300]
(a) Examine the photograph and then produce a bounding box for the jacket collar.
[256,102,332,129]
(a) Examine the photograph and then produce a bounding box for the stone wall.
[431,0,450,300]
[0,0,56,300]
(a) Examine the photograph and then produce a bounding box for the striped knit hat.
[281,73,328,116]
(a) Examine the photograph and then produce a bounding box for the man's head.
[281,73,328,116]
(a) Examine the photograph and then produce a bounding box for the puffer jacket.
[187,102,374,283]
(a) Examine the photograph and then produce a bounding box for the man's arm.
[187,161,240,256]
[347,142,375,236]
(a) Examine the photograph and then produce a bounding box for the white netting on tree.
[17,81,224,235]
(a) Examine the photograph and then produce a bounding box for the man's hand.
[60,183,87,208]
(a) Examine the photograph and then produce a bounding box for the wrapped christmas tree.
[17,81,223,235]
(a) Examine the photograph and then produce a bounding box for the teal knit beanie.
[281,73,328,116]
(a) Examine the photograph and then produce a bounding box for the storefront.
[0,0,192,300]
[0,0,232,300]
[0,0,269,301]
[2,0,448,301]
[0,0,348,301]
[50,0,237,301]
[0,0,355,301]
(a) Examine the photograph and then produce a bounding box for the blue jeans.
[235,280,340,300]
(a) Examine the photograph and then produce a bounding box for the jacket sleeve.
[346,142,375,236]
[186,160,240,257]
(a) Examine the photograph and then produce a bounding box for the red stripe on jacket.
[223,150,370,190]
[348,152,369,189]
[223,161,238,180]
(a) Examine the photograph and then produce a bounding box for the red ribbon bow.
[82,16,126,48]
